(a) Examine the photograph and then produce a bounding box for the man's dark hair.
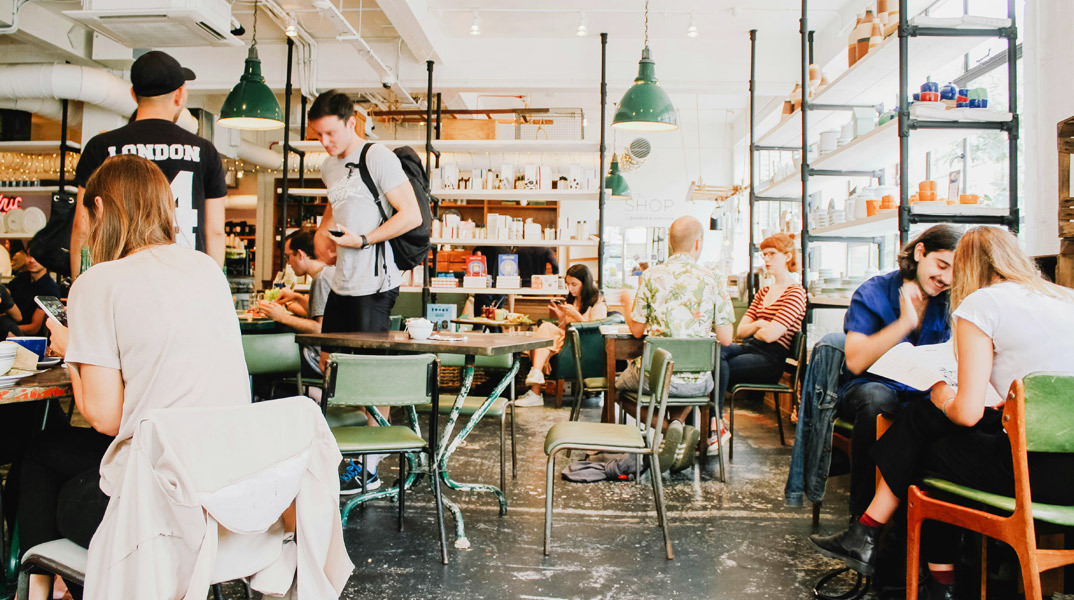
[898,224,961,280]
[308,90,354,122]
[285,228,316,259]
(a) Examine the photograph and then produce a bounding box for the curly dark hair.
[897,224,961,280]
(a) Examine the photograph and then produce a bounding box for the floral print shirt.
[630,253,735,382]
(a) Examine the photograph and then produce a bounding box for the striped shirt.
[744,284,807,349]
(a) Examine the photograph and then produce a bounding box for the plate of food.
[0,368,38,388]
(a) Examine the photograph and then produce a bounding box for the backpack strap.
[344,143,390,277]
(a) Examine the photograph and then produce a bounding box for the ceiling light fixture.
[605,154,631,199]
[218,0,284,130]
[284,13,297,37]
[612,0,679,131]
[469,11,481,36]
[576,12,588,37]
[687,14,698,38]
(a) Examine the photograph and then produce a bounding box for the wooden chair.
[728,330,807,461]
[907,373,1074,600]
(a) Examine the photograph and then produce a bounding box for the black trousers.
[18,427,112,554]
[872,399,1074,564]
[1,399,70,531]
[321,288,400,334]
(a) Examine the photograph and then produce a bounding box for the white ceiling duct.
[64,0,242,48]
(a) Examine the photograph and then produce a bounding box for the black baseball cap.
[131,50,196,97]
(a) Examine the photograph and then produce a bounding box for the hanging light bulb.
[219,0,284,130]
[469,11,481,36]
[686,14,698,38]
[576,12,588,37]
[613,0,679,131]
[284,13,297,37]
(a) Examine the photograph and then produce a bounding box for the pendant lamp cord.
[252,0,259,49]
[643,0,649,47]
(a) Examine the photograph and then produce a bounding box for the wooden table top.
[0,366,73,406]
[297,330,553,356]
[452,317,531,329]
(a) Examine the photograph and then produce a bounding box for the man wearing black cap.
[70,50,227,275]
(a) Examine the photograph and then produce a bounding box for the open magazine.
[867,341,1005,406]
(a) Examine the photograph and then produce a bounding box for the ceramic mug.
[920,81,939,93]
[865,199,880,217]
[405,318,434,340]
[9,336,46,359]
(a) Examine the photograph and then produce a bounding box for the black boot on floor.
[920,575,955,600]
[809,521,882,576]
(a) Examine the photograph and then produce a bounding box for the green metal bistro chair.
[907,374,1074,600]
[417,353,516,494]
[548,315,624,411]
[242,333,366,427]
[620,336,723,481]
[322,353,449,564]
[390,315,403,331]
[727,330,807,461]
[543,347,675,559]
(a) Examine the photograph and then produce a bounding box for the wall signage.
[0,194,24,213]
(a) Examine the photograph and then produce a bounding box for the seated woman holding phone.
[16,155,251,600]
[517,264,606,407]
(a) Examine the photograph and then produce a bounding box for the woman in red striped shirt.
[713,233,806,453]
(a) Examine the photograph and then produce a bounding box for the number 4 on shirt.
[170,170,197,249]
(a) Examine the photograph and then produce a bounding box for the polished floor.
[295,397,858,600]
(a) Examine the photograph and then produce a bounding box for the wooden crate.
[1058,116,1074,287]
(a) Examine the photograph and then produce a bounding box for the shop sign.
[608,194,681,227]
[0,194,24,213]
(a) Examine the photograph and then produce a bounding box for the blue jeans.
[717,342,785,416]
[838,381,907,517]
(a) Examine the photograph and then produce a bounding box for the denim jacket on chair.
[784,332,846,507]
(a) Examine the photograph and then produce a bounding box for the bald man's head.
[668,216,704,257]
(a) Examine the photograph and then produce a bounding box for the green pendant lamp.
[219,1,284,130]
[612,0,678,131]
[605,154,631,199]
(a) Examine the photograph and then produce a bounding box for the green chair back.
[641,337,718,374]
[550,315,623,381]
[437,353,513,369]
[640,348,675,437]
[390,315,403,331]
[325,353,437,407]
[242,333,301,376]
[1023,373,1074,454]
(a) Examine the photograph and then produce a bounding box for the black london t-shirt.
[75,119,227,253]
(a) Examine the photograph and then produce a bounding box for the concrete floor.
[294,397,858,600]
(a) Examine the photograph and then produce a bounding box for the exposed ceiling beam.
[6,3,95,67]
[376,0,444,65]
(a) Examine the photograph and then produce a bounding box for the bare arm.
[314,203,338,265]
[736,315,763,339]
[754,320,788,344]
[19,309,46,335]
[618,290,647,338]
[929,318,994,427]
[6,303,20,323]
[258,301,322,334]
[715,324,734,347]
[70,188,89,277]
[845,282,923,374]
[204,196,226,267]
[46,320,124,436]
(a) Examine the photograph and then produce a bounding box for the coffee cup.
[9,336,46,359]
[405,318,434,340]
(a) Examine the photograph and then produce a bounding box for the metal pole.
[423,60,434,314]
[59,99,68,190]
[281,37,294,276]
[898,0,910,246]
[748,29,757,303]
[299,94,307,188]
[431,91,441,282]
[800,1,810,319]
[1006,0,1019,233]
[598,32,608,289]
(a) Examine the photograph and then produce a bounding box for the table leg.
[604,337,617,423]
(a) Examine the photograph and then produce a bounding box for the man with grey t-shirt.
[308,90,421,336]
[258,229,334,375]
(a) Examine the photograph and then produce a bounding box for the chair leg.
[428,448,449,565]
[499,411,507,495]
[398,452,406,532]
[510,380,517,479]
[212,583,224,600]
[569,385,583,422]
[776,392,786,446]
[906,492,924,600]
[728,391,737,462]
[699,405,711,472]
[812,501,821,527]
[1015,544,1044,600]
[543,451,558,555]
[555,380,564,409]
[648,450,674,560]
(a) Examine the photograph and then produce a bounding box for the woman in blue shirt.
[836,224,961,519]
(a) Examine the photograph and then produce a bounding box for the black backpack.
[351,143,433,271]
[28,191,77,277]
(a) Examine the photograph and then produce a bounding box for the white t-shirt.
[952,281,1074,401]
[66,244,251,495]
[320,142,411,297]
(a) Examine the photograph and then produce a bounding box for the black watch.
[360,234,369,249]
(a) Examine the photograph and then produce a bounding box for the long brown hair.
[83,155,176,263]
[950,227,1074,311]
[759,232,799,273]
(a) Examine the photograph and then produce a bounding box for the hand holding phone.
[35,296,67,327]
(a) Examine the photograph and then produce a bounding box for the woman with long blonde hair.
[810,227,1074,598]
[17,154,250,599]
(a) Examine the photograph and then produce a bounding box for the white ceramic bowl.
[0,341,18,374]
[407,322,433,340]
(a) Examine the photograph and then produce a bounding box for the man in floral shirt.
[617,216,734,472]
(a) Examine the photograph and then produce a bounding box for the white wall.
[1023,0,1074,257]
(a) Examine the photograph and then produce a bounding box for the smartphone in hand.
[35,296,67,327]
[329,229,344,238]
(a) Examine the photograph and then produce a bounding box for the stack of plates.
[22,207,46,234]
[5,208,23,233]
[0,341,18,374]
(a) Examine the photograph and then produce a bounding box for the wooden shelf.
[434,189,597,202]
[809,296,852,308]
[0,141,81,153]
[402,286,564,296]
[279,139,597,154]
[0,233,36,240]
[810,206,1008,238]
[0,186,76,194]
[756,24,998,148]
[431,238,598,248]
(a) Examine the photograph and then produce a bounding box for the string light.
[687,14,698,38]
[469,11,481,35]
[576,12,588,37]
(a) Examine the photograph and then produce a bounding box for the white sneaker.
[707,426,732,457]
[524,367,545,386]
[514,390,544,407]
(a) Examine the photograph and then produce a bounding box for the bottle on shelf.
[869,21,883,51]
[855,10,874,62]
[848,12,862,67]
[80,245,92,273]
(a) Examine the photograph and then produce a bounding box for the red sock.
[858,513,884,528]
[929,568,955,586]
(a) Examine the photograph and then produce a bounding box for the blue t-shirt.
[840,270,951,395]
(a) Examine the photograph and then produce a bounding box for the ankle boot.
[921,576,955,600]
[809,520,882,576]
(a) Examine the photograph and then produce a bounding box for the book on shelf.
[426,303,458,332]
[466,255,487,277]
[498,254,519,277]
[431,275,459,289]
[463,275,490,289]
[496,276,521,289]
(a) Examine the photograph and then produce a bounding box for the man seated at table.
[9,247,62,336]
[617,216,734,474]
[259,229,335,381]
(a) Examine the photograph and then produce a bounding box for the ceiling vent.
[65,0,242,48]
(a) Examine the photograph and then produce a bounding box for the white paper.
[868,341,956,391]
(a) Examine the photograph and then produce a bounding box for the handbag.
[28,191,76,277]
